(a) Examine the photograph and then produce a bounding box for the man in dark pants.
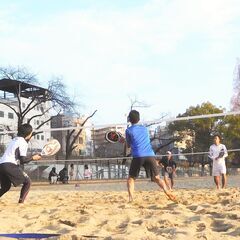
[160,151,177,190]
[0,124,41,203]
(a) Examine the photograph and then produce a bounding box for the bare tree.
[231,59,240,110]
[128,96,178,152]
[65,110,97,160]
[128,95,169,126]
[0,66,38,84]
[128,95,150,110]
[0,66,76,133]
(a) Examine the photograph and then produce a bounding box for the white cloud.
[1,0,239,64]
[0,0,239,123]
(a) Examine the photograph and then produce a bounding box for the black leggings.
[0,177,11,197]
[19,177,31,203]
[0,176,31,203]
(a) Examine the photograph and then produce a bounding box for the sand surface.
[0,176,240,240]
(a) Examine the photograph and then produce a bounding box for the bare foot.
[166,192,177,203]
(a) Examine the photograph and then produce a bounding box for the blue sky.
[0,0,240,125]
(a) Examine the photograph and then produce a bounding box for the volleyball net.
[1,111,240,181]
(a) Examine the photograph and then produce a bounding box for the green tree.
[168,102,224,166]
[218,115,240,165]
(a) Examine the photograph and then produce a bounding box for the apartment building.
[0,79,51,152]
[0,97,51,151]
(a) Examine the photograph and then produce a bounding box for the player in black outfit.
[0,124,41,203]
[160,151,177,190]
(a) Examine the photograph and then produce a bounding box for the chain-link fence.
[23,152,240,182]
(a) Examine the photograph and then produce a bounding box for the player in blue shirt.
[125,110,176,202]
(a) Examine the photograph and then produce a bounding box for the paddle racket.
[218,148,225,158]
[117,132,125,143]
[40,139,61,156]
[105,131,125,143]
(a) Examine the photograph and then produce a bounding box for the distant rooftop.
[0,79,48,99]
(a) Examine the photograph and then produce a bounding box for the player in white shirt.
[0,124,41,203]
[209,134,228,189]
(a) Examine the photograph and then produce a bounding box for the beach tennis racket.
[40,139,61,156]
[105,131,125,143]
[117,132,125,143]
[218,149,225,158]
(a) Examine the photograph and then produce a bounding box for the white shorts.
[51,176,58,184]
[212,163,226,176]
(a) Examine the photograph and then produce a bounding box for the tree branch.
[0,102,19,116]
[66,110,97,159]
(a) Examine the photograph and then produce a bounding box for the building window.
[8,113,14,119]
[37,135,40,140]
[41,135,44,141]
[0,111,4,117]
[22,102,26,108]
[37,120,39,125]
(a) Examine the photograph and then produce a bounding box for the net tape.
[1,111,240,134]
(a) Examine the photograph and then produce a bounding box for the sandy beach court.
[0,176,240,240]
